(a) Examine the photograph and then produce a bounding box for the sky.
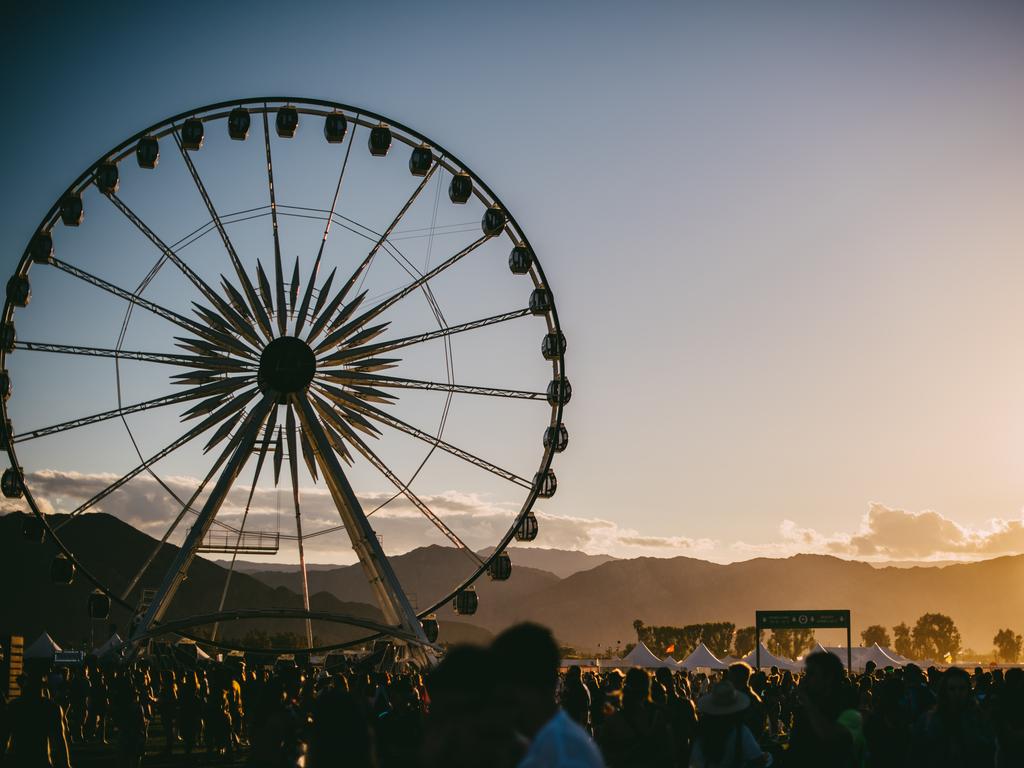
[2,0,1024,570]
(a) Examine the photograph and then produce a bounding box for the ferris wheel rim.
[1,96,568,654]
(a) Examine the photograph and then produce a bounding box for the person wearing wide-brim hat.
[697,681,751,716]
[690,682,773,767]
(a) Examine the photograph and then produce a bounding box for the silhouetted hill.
[476,546,617,578]
[0,513,487,649]
[475,552,1024,652]
[248,544,562,628]
[8,513,1022,653]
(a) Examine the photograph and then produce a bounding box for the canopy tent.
[850,644,906,670]
[802,643,911,671]
[174,638,212,662]
[663,656,679,668]
[93,633,123,659]
[741,642,800,671]
[677,643,727,670]
[620,641,674,668]
[25,632,61,659]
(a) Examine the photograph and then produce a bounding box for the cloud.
[735,503,1024,561]
[12,468,717,563]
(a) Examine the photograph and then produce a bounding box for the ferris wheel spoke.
[294,123,359,337]
[262,109,290,338]
[12,340,248,370]
[127,394,276,644]
[14,378,251,443]
[319,371,546,401]
[211,405,278,642]
[51,387,261,533]
[105,192,264,348]
[285,404,314,647]
[342,422,483,566]
[175,130,275,341]
[313,235,489,354]
[311,163,442,341]
[48,257,255,359]
[321,308,532,365]
[289,393,431,658]
[314,391,531,489]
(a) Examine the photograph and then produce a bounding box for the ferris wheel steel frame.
[1,97,568,659]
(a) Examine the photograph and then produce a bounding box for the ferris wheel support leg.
[291,394,433,667]
[126,395,276,658]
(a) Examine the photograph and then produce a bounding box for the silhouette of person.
[689,680,771,768]
[909,666,996,768]
[787,652,862,768]
[1,673,71,768]
[562,666,593,732]
[422,644,522,768]
[491,623,605,768]
[599,668,673,767]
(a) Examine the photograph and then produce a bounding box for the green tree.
[861,625,891,648]
[733,626,757,657]
[911,613,961,662]
[893,623,913,658]
[767,629,815,660]
[993,629,1023,663]
[633,619,645,642]
[701,622,736,657]
[679,625,704,657]
[239,629,271,649]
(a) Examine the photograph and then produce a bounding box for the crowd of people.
[2,622,1024,767]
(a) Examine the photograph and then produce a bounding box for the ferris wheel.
[1,97,569,664]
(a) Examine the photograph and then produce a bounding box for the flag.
[665,643,675,653]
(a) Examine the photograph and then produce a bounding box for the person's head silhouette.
[491,622,560,738]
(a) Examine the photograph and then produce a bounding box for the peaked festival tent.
[25,632,61,659]
[678,643,727,670]
[93,633,123,659]
[621,641,673,668]
[741,642,800,671]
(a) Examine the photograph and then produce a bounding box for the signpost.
[755,609,852,672]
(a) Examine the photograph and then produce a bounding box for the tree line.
[631,613,1019,664]
[630,620,816,661]
[860,615,1022,663]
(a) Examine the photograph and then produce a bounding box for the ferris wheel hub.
[257,336,316,397]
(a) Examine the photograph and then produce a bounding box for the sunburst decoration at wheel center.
[171,248,407,469]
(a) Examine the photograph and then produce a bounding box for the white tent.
[620,641,673,668]
[175,638,212,661]
[93,633,123,658]
[800,644,909,671]
[25,632,61,659]
[678,643,727,670]
[663,656,679,668]
[742,642,800,671]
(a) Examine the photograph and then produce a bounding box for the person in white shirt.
[491,623,606,768]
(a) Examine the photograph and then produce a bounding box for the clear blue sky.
[2,0,1024,564]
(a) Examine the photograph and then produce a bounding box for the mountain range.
[4,512,1021,654]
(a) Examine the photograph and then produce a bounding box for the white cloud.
[14,468,718,563]
[20,469,1024,564]
[734,503,1024,561]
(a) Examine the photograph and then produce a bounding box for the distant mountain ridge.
[5,513,1022,654]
